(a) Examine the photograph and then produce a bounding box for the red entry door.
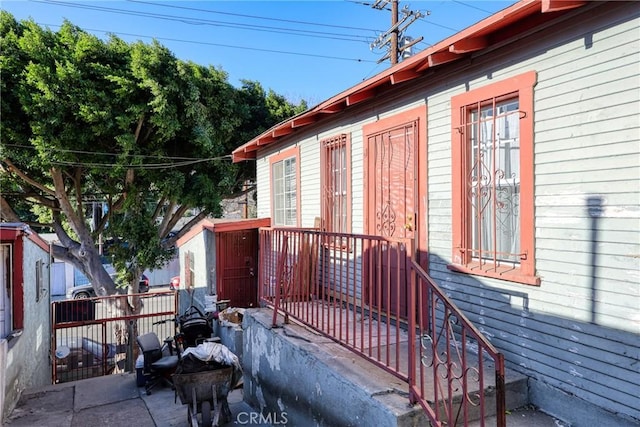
[217,230,259,308]
[364,121,417,318]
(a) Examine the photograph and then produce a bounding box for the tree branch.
[157,199,176,237]
[2,158,56,196]
[163,204,189,237]
[51,167,93,245]
[0,196,21,222]
[74,167,85,224]
[152,196,167,223]
[162,209,209,249]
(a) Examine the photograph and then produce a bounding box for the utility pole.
[370,0,425,65]
[391,0,399,65]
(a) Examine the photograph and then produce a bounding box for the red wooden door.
[216,230,259,308]
[364,120,417,318]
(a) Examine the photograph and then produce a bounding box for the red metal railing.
[260,227,412,378]
[408,260,505,426]
[51,290,177,383]
[259,227,505,426]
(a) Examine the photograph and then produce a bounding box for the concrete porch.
[239,308,565,427]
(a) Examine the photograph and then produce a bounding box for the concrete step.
[243,309,532,427]
[470,405,570,427]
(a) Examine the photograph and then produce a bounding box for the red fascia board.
[27,232,50,252]
[176,218,216,247]
[272,125,294,138]
[208,218,271,233]
[346,88,376,106]
[231,0,580,163]
[232,151,255,162]
[292,115,317,127]
[0,227,22,241]
[177,218,272,245]
[542,0,586,13]
[390,69,421,85]
[449,36,489,54]
[318,101,345,114]
[428,51,461,67]
[0,225,49,252]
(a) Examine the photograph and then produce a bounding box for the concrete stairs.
[241,308,550,427]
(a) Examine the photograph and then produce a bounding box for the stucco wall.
[177,228,215,315]
[2,236,51,421]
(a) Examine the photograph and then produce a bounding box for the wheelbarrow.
[172,366,234,427]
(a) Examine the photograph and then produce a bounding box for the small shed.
[176,218,270,312]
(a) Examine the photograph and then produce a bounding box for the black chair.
[136,332,179,394]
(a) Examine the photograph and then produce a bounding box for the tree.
[0,13,305,308]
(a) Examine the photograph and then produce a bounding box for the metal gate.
[217,230,259,308]
[51,291,177,384]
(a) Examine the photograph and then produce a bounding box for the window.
[450,71,539,285]
[1,244,13,337]
[1,239,24,338]
[321,134,351,242]
[270,147,300,226]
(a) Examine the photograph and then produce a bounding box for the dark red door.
[216,230,259,308]
[364,120,417,319]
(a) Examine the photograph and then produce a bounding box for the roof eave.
[231,0,586,163]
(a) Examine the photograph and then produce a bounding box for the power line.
[50,156,230,169]
[4,143,222,161]
[127,0,384,33]
[451,0,496,15]
[34,22,377,63]
[4,144,233,169]
[35,0,375,43]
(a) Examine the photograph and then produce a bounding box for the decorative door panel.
[365,121,417,318]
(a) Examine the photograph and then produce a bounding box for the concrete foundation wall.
[214,320,243,363]
[242,309,427,427]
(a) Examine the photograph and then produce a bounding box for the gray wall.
[425,4,639,425]
[2,236,51,421]
[252,2,640,425]
[177,228,216,315]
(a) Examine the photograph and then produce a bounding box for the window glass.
[468,98,521,263]
[272,156,297,226]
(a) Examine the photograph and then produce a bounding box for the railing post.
[272,235,288,327]
[407,247,417,404]
[496,353,506,427]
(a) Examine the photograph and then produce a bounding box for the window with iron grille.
[270,147,299,226]
[321,134,351,245]
[450,72,539,285]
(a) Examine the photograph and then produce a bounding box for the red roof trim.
[272,126,294,137]
[0,223,50,252]
[391,69,421,85]
[346,88,376,106]
[428,51,461,67]
[292,115,317,127]
[449,36,488,54]
[542,0,585,13]
[232,0,587,162]
[176,218,271,247]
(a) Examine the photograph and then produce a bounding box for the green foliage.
[0,11,306,292]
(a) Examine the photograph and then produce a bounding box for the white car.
[66,274,149,299]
